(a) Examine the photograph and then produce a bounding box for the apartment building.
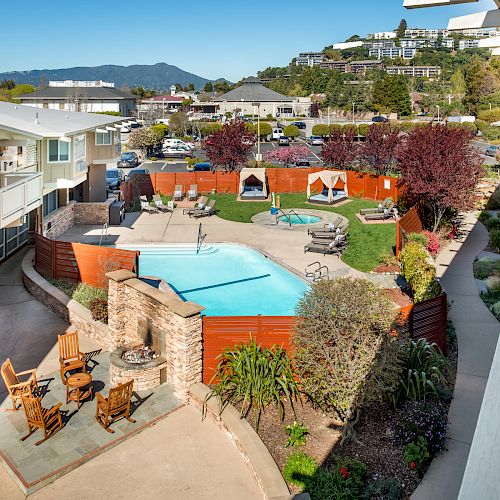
[365,40,399,49]
[367,31,397,39]
[0,102,128,255]
[404,28,449,38]
[320,61,350,72]
[459,39,480,50]
[400,37,454,49]
[349,60,385,74]
[386,66,442,78]
[18,80,137,116]
[368,47,417,59]
[295,52,326,66]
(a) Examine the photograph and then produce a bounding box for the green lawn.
[208,194,396,272]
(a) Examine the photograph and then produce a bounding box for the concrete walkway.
[412,213,499,500]
[0,405,263,500]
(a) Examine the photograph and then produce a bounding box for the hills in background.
[0,62,226,91]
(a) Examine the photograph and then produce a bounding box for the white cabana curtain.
[307,170,348,203]
[239,168,268,197]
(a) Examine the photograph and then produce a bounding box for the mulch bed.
[384,288,413,308]
[373,263,400,273]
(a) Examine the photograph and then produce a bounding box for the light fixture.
[58,136,71,143]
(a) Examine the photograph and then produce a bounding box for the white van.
[272,128,284,140]
[163,138,186,147]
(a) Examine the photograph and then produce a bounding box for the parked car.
[194,162,211,172]
[163,138,193,149]
[486,145,500,157]
[295,159,311,167]
[162,146,193,158]
[106,168,121,190]
[278,136,290,146]
[272,128,284,140]
[291,121,306,129]
[372,115,389,123]
[307,135,324,146]
[125,167,149,181]
[117,152,139,168]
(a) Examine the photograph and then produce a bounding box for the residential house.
[320,61,350,72]
[458,39,480,49]
[349,60,385,74]
[213,77,311,117]
[368,47,416,59]
[386,65,442,78]
[295,52,325,66]
[400,37,455,48]
[367,31,397,39]
[0,102,128,250]
[17,80,137,116]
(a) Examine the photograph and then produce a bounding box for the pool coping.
[251,208,348,231]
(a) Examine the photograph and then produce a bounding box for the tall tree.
[169,111,190,137]
[397,124,484,231]
[396,18,407,38]
[321,129,358,169]
[463,56,496,115]
[372,75,412,116]
[128,128,162,156]
[450,69,466,99]
[266,145,310,167]
[204,121,256,171]
[360,123,402,175]
[203,81,213,92]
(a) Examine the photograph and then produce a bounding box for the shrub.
[485,275,500,292]
[293,278,405,437]
[72,283,107,309]
[485,216,500,231]
[478,211,492,223]
[473,257,500,279]
[365,476,403,500]
[395,399,447,456]
[204,339,299,429]
[283,124,300,139]
[422,230,440,256]
[399,242,441,303]
[394,339,449,403]
[477,107,500,124]
[407,232,427,247]
[285,422,309,447]
[486,191,500,210]
[329,124,343,134]
[491,229,500,251]
[283,451,318,489]
[404,436,430,472]
[490,301,500,318]
[48,278,79,297]
[88,298,108,324]
[357,123,370,136]
[312,124,330,136]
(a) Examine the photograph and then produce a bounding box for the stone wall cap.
[124,277,205,317]
[106,269,137,282]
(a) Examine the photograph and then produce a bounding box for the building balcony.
[0,172,43,228]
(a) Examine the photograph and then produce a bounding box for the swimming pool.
[278,214,322,225]
[117,244,308,316]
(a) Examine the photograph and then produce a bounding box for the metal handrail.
[305,261,329,281]
[99,223,108,246]
[275,208,304,226]
[196,223,206,254]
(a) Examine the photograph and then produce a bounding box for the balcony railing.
[0,172,43,228]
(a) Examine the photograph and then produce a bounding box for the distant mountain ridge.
[0,63,226,91]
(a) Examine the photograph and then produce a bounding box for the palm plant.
[203,338,299,429]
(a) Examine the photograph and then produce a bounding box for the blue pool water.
[117,244,308,316]
[277,214,322,225]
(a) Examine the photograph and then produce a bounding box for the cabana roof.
[239,168,268,198]
[307,170,348,204]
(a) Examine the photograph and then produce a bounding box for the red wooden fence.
[202,315,296,383]
[34,234,139,288]
[396,206,424,256]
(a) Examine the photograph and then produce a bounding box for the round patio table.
[66,372,92,409]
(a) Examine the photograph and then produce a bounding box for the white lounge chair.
[140,195,160,214]
[173,185,183,201]
[188,184,198,201]
[152,195,174,212]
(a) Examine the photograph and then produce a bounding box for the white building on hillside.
[367,31,397,39]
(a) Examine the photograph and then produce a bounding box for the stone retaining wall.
[44,201,76,239]
[21,249,113,350]
[74,199,113,226]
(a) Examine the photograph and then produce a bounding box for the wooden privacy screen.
[202,315,296,384]
[396,205,423,256]
[124,169,400,202]
[34,233,139,288]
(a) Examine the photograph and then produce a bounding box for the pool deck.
[59,209,363,280]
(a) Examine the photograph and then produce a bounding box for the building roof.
[17,86,138,101]
[0,102,126,139]
[142,95,185,102]
[214,77,294,102]
[350,60,383,65]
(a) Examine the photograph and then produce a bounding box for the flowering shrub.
[422,230,440,256]
[404,436,430,472]
[285,422,309,447]
[395,400,447,456]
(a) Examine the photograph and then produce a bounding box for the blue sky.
[0,0,496,81]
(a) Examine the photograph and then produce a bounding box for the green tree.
[186,83,195,91]
[203,81,214,92]
[128,128,162,155]
[396,19,407,38]
[251,122,272,138]
[0,80,15,90]
[372,75,411,116]
[169,111,190,137]
[312,124,330,136]
[284,124,300,140]
[463,56,497,115]
[150,123,169,140]
[450,69,466,99]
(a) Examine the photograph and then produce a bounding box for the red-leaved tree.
[360,123,402,175]
[397,124,484,231]
[204,121,256,171]
[266,145,310,167]
[321,129,358,169]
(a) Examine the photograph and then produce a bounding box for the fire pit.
[109,345,167,391]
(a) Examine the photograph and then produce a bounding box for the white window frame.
[74,134,87,172]
[95,131,112,146]
[47,139,70,163]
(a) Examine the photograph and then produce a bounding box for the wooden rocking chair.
[58,332,86,383]
[95,380,135,433]
[20,392,63,445]
[1,358,38,410]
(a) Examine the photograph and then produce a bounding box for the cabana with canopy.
[307,170,348,205]
[239,168,268,200]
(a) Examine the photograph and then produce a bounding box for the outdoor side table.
[66,373,92,409]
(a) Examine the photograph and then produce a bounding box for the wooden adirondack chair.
[58,332,86,383]
[20,392,63,445]
[1,358,38,410]
[95,380,135,433]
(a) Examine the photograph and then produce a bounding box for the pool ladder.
[99,223,108,246]
[276,208,304,226]
[196,223,206,254]
[305,261,329,282]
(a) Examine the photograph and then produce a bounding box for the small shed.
[307,170,348,205]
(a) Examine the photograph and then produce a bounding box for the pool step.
[117,244,219,256]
